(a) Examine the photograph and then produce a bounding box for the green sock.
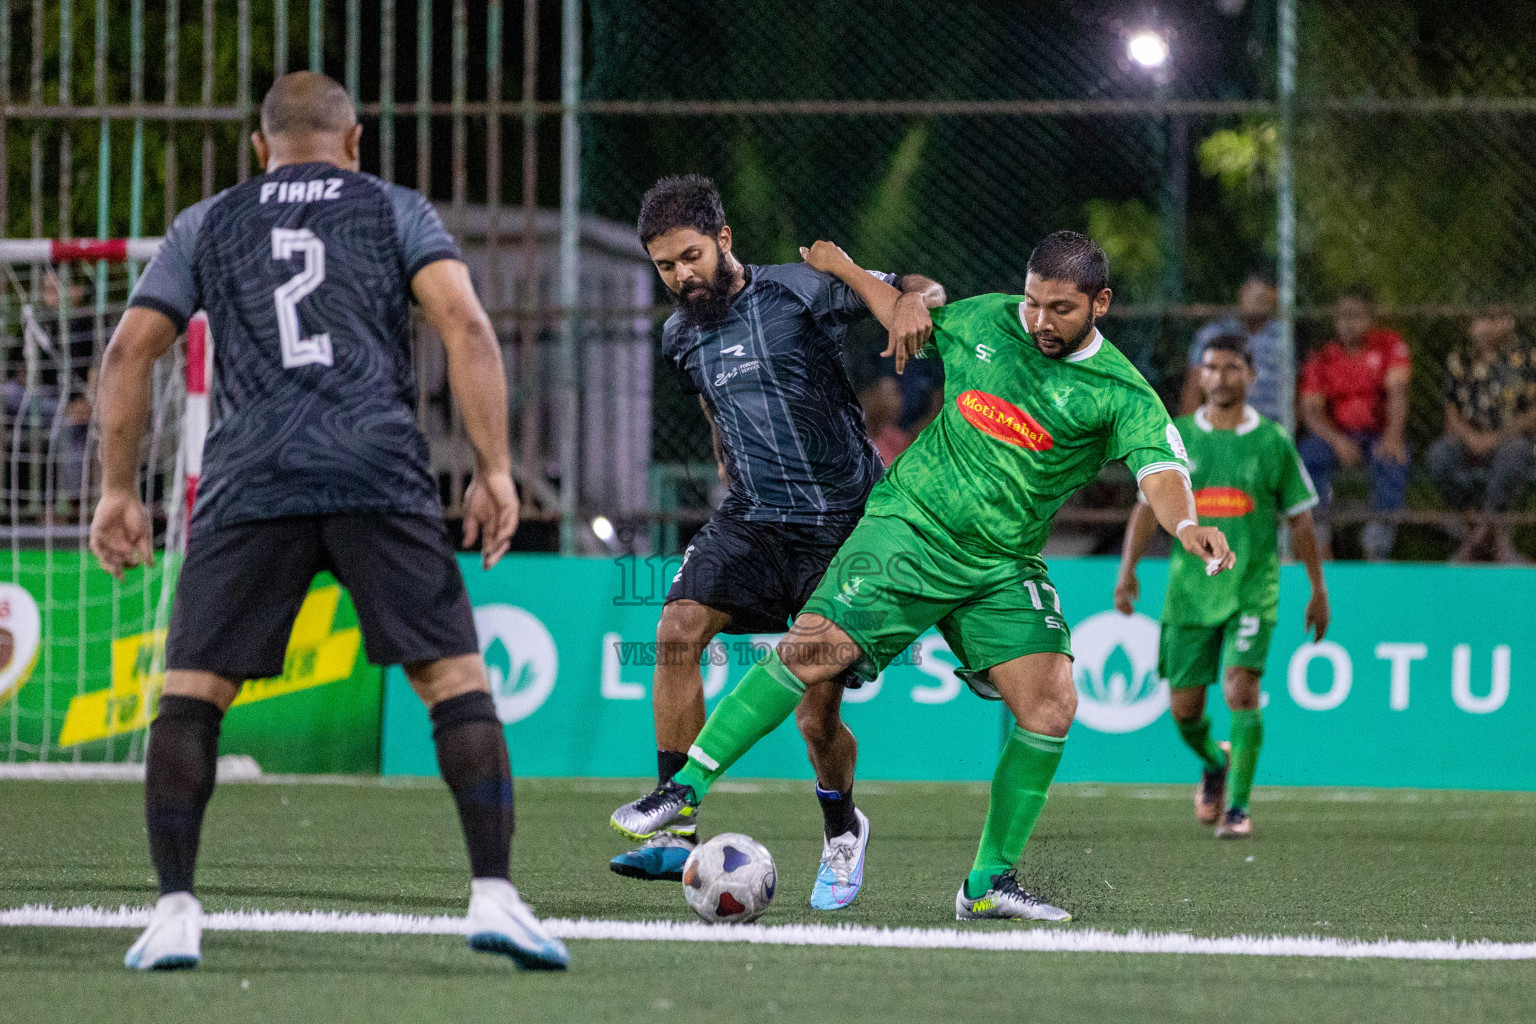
[672,649,805,801]
[1227,708,1264,812]
[965,726,1066,899]
[1175,713,1227,771]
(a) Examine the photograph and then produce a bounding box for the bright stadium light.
[1127,29,1170,69]
[591,516,616,543]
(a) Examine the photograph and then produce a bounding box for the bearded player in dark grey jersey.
[607,175,943,912]
[91,72,566,971]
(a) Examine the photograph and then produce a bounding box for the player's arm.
[411,259,517,569]
[90,307,180,578]
[1288,508,1330,641]
[699,395,728,486]
[1139,468,1236,574]
[1378,362,1411,463]
[884,274,946,374]
[1113,500,1160,614]
[1300,389,1361,467]
[1443,401,1494,459]
[799,240,940,373]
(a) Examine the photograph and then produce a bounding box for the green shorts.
[1158,613,1275,690]
[797,514,1074,687]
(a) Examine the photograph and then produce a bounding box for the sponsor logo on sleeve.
[1166,424,1189,461]
[956,390,1054,450]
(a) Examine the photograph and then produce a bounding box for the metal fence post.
[416,0,433,195]
[345,0,360,102]
[274,0,288,78]
[309,0,323,73]
[558,0,582,552]
[1276,0,1297,436]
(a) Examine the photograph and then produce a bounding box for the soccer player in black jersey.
[91,72,566,971]
[607,175,944,911]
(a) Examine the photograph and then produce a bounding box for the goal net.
[0,237,206,766]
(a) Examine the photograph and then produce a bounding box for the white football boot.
[465,878,570,970]
[124,892,202,970]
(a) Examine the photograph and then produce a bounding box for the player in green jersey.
[1114,333,1330,839]
[612,231,1234,921]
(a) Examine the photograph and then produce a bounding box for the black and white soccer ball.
[681,833,777,924]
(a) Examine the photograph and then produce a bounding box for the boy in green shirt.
[614,231,1236,921]
[1115,333,1330,838]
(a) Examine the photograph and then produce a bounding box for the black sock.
[815,783,858,840]
[144,695,225,896]
[431,691,514,880]
[658,749,689,787]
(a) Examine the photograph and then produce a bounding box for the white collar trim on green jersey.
[1194,404,1261,436]
[1064,326,1106,363]
[1014,305,1105,363]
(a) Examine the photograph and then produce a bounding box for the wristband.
[1175,518,1198,535]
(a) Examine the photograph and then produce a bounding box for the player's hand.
[1112,573,1140,615]
[1332,435,1364,469]
[1376,433,1408,466]
[1468,431,1500,460]
[463,470,519,570]
[884,292,934,375]
[1304,587,1331,642]
[90,487,153,580]
[799,240,853,276]
[1176,522,1236,574]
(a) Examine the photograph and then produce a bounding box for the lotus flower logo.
[1070,611,1169,733]
[473,604,559,724]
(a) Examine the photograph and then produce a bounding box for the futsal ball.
[681,833,777,924]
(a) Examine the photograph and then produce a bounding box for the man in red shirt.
[1298,288,1412,560]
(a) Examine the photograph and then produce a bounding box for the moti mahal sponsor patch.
[1195,486,1256,518]
[956,390,1054,450]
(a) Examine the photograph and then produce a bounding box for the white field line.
[3,905,1534,961]
[2,769,1529,806]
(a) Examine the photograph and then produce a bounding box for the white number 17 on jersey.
[271,227,333,368]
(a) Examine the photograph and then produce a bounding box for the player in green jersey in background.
[1114,333,1331,838]
[614,231,1236,922]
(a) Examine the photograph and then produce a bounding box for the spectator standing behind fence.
[1297,288,1411,561]
[1427,306,1536,564]
[3,273,94,517]
[1181,269,1284,422]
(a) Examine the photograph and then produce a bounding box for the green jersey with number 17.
[1157,406,1318,626]
[865,293,1189,563]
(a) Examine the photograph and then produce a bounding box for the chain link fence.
[1287,1,1536,557]
[2,0,1535,562]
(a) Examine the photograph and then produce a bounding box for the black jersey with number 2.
[128,161,461,534]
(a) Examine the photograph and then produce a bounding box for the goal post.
[0,236,215,766]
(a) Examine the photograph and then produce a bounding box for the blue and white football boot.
[810,808,870,911]
[465,878,570,970]
[609,828,698,882]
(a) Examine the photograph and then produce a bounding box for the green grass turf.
[2,777,1534,1023]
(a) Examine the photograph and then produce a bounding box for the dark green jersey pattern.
[866,293,1188,563]
[1158,407,1318,626]
[662,263,893,525]
[129,162,460,533]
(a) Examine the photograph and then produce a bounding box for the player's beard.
[1035,312,1096,360]
[673,257,737,328]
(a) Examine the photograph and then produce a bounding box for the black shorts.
[166,514,480,681]
[665,512,859,635]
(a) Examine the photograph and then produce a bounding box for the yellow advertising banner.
[57,585,361,747]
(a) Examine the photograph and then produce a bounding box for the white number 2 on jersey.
[271,227,333,368]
